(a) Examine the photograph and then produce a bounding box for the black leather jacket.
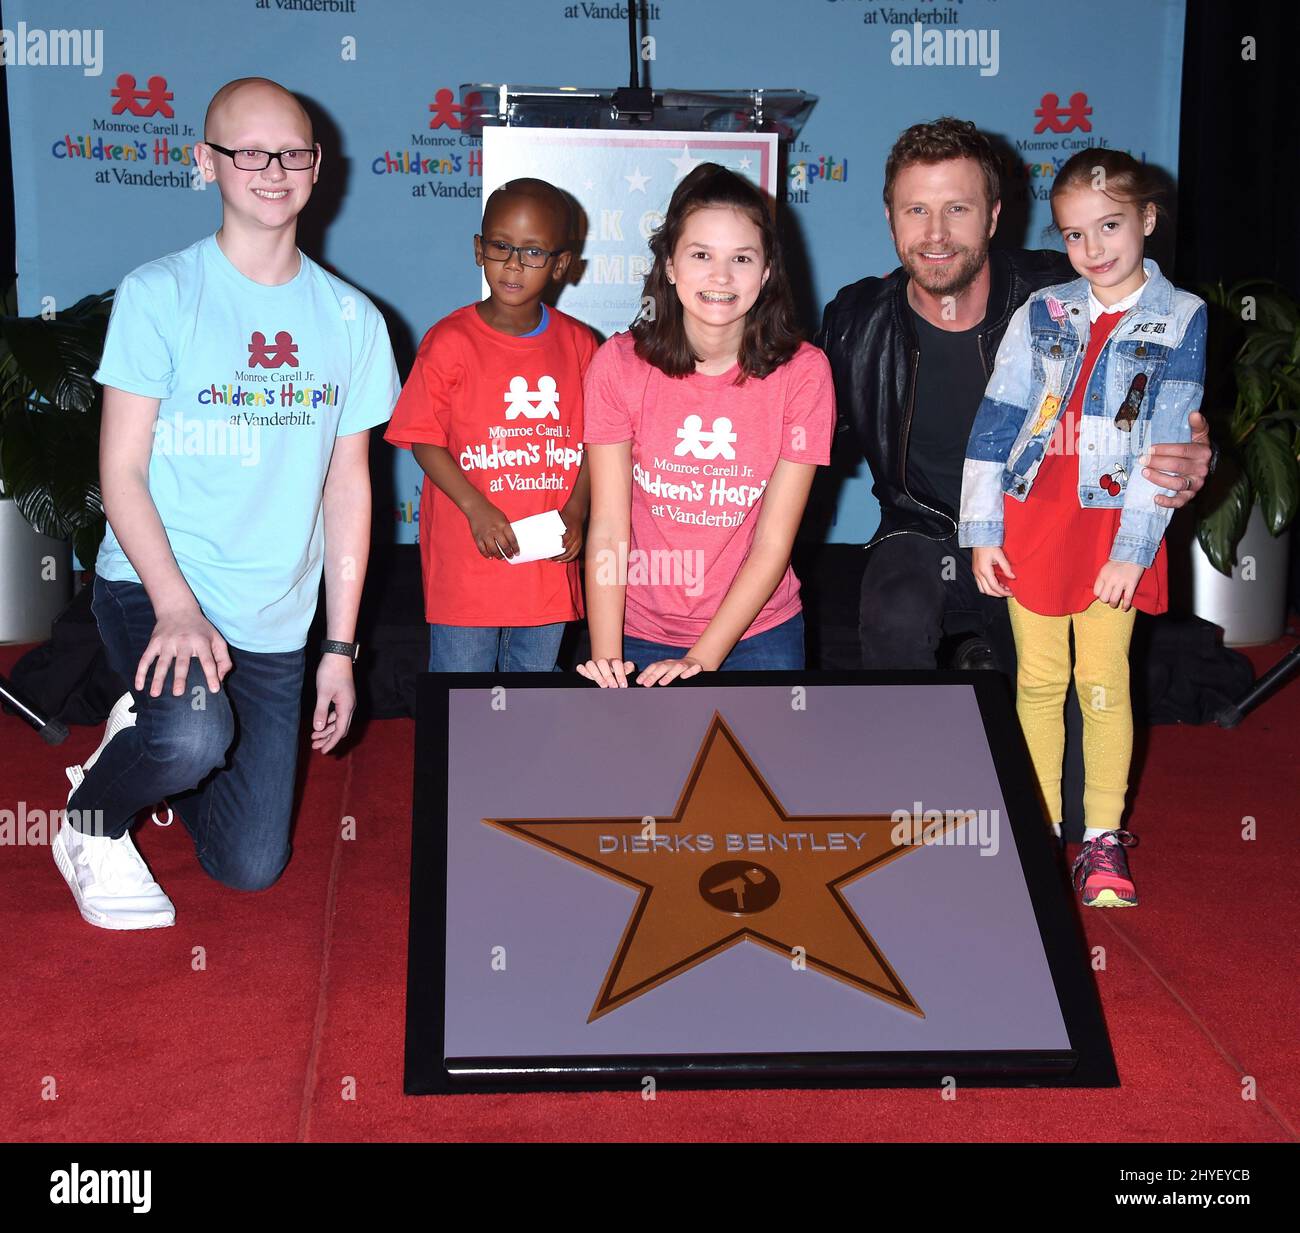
[818,247,1075,545]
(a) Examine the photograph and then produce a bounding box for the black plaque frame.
[404,671,1119,1094]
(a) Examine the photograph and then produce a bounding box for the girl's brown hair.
[1049,148,1168,228]
[631,163,801,381]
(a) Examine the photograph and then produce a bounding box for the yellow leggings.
[1007,597,1137,830]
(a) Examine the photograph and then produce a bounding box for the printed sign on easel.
[481,127,779,340]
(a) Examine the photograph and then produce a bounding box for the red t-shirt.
[583,333,834,646]
[1002,309,1167,616]
[386,303,596,626]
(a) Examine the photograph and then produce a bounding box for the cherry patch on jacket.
[1099,464,1128,497]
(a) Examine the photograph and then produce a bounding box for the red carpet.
[2,638,1297,1143]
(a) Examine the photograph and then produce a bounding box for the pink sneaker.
[1072,830,1139,908]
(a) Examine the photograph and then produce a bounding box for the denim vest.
[958,259,1207,568]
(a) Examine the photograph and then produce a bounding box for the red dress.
[1000,310,1167,617]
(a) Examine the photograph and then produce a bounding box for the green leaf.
[1198,280,1228,307]
[1236,363,1270,417]
[1197,466,1252,574]
[1239,327,1293,375]
[1273,369,1300,406]
[1260,406,1300,429]
[59,291,115,322]
[0,318,104,412]
[0,290,110,541]
[1253,291,1299,332]
[1223,279,1270,308]
[0,401,103,539]
[0,291,112,413]
[1244,424,1300,535]
[72,520,104,573]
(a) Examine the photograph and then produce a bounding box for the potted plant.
[1192,279,1300,645]
[0,286,113,643]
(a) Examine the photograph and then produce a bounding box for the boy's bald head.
[204,77,313,145]
[483,178,573,246]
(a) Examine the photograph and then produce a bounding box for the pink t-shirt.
[583,333,834,646]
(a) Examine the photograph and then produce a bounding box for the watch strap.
[321,639,360,663]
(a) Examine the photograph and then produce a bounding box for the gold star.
[486,713,963,1021]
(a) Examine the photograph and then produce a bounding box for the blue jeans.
[67,576,305,891]
[622,611,805,671]
[429,623,565,672]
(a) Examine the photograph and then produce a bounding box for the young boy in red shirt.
[386,178,595,670]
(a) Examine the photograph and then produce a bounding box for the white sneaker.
[53,695,176,930]
[81,691,138,775]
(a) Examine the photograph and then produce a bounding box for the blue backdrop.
[5,0,1187,544]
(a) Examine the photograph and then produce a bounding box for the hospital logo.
[504,375,559,420]
[1034,91,1093,135]
[247,330,299,369]
[675,414,736,461]
[110,73,174,118]
[47,66,196,188]
[428,87,484,132]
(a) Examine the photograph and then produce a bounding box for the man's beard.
[900,240,988,297]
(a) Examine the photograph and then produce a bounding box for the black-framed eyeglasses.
[206,143,318,171]
[477,236,563,268]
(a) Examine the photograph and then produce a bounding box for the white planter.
[0,499,72,643]
[1191,503,1291,646]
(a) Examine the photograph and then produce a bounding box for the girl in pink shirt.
[580,164,835,686]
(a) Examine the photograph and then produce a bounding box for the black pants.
[859,532,1017,673]
[858,531,1085,834]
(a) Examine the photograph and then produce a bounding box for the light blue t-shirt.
[94,234,400,652]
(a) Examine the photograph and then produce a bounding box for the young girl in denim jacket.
[959,149,1207,908]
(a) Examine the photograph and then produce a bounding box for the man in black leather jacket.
[819,118,1212,672]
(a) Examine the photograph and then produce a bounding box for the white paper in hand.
[501,509,567,564]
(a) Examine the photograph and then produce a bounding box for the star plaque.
[406,674,1118,1093]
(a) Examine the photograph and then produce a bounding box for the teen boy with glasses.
[53,78,400,929]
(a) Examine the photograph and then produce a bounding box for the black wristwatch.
[321,639,360,663]
[1207,440,1221,476]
